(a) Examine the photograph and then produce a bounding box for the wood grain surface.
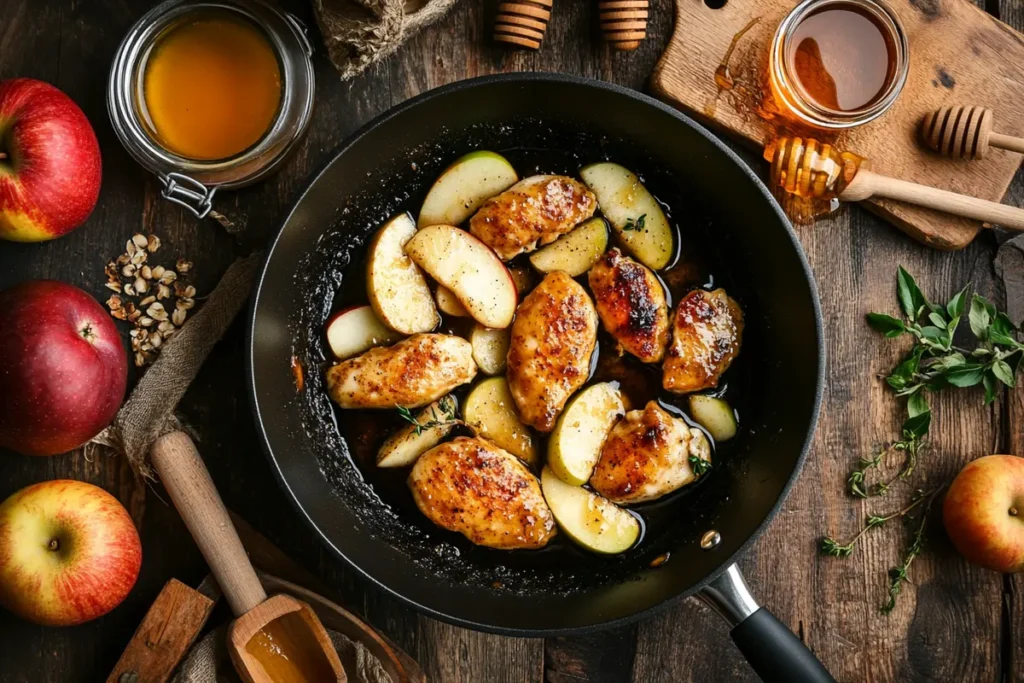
[651,0,1024,251]
[0,1,1021,682]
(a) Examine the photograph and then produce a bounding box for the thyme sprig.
[881,488,941,614]
[820,487,937,558]
[621,214,647,232]
[396,395,460,436]
[689,455,712,477]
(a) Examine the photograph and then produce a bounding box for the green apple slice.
[541,467,640,555]
[688,395,737,442]
[469,323,510,375]
[377,398,458,467]
[528,217,609,277]
[579,162,674,271]
[418,151,519,228]
[547,382,626,485]
[463,376,537,465]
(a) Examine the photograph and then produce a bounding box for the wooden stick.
[599,0,648,50]
[495,0,553,50]
[920,105,1024,159]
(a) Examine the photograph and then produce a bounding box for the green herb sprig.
[821,267,1023,613]
[622,214,647,232]
[396,395,460,436]
[689,455,712,477]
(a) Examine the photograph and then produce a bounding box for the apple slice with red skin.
[0,280,127,456]
[0,79,102,242]
[944,454,1024,573]
[404,224,518,329]
[0,480,141,626]
[366,213,440,335]
[325,304,403,360]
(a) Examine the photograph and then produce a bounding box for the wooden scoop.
[920,106,1024,160]
[493,0,553,49]
[151,431,345,683]
[598,0,649,51]
[765,135,1024,231]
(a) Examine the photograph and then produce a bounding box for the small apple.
[943,454,1024,573]
[0,480,141,626]
[0,78,102,242]
[0,280,128,456]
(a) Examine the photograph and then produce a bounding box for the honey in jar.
[140,11,282,160]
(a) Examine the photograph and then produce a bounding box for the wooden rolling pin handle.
[988,132,1024,155]
[151,431,268,617]
[842,170,1024,231]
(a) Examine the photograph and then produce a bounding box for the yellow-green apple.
[0,78,101,242]
[0,480,141,626]
[0,281,127,456]
[943,454,1024,573]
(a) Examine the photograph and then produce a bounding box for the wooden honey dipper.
[765,135,1024,230]
[494,0,553,50]
[599,0,650,51]
[920,106,1024,159]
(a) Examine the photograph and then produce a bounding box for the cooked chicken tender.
[326,333,476,409]
[662,288,744,394]
[507,272,598,432]
[590,402,711,504]
[408,437,556,549]
[469,175,597,261]
[588,248,669,363]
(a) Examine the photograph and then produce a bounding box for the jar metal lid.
[108,0,315,218]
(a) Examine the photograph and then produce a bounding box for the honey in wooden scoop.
[764,135,1024,230]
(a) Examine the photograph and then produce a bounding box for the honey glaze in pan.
[292,123,759,595]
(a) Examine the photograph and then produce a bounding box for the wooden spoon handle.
[841,170,1024,231]
[151,431,268,616]
[988,132,1024,155]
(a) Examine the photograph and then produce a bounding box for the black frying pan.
[248,74,831,682]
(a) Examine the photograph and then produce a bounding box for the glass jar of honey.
[108,0,314,218]
[769,0,909,130]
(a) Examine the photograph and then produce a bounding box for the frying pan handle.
[698,564,835,683]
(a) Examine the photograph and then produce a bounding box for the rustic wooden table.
[1,1,1021,681]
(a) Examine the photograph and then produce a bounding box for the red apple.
[0,280,127,456]
[943,454,1024,573]
[0,480,141,626]
[0,78,101,242]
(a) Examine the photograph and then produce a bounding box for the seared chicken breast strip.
[326,333,476,409]
[662,288,743,394]
[469,175,597,261]
[588,248,669,363]
[408,437,557,549]
[507,271,598,432]
[590,402,711,504]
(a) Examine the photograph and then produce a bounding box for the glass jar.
[769,0,909,130]
[108,0,315,219]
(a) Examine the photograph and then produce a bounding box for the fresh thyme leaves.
[689,455,712,476]
[396,395,460,436]
[622,214,647,232]
[823,267,1023,613]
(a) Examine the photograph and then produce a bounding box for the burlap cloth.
[313,0,458,79]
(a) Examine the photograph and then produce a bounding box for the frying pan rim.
[247,72,825,637]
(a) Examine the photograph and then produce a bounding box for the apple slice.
[529,217,609,277]
[325,305,403,360]
[462,376,537,465]
[548,382,627,486]
[418,151,519,228]
[470,323,510,375]
[377,397,459,468]
[540,467,639,555]
[404,224,517,329]
[367,213,440,334]
[579,162,674,271]
[688,395,738,442]
[435,286,469,317]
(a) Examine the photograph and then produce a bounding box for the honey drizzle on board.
[325,148,751,571]
[140,9,282,161]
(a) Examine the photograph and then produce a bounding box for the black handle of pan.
[698,564,836,683]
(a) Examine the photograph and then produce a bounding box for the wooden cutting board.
[650,0,1024,250]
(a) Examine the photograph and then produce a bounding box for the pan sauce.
[321,147,751,571]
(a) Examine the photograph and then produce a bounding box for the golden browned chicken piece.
[326,333,476,409]
[662,288,744,394]
[507,272,598,432]
[590,402,711,504]
[588,248,670,363]
[408,437,557,549]
[469,175,597,261]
